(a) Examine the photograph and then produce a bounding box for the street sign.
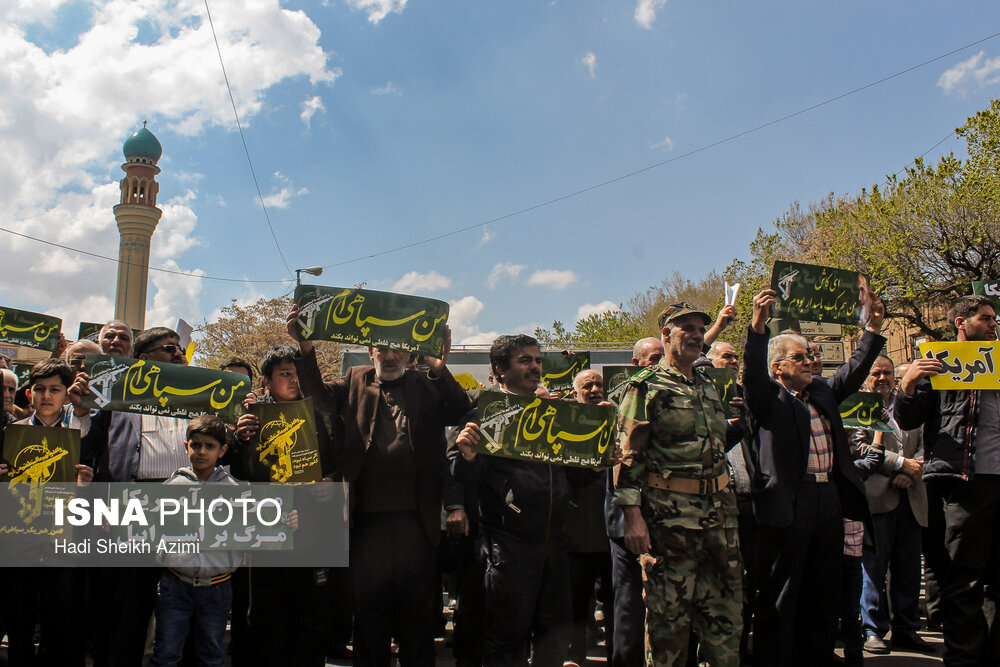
[800,320,843,336]
[818,341,845,364]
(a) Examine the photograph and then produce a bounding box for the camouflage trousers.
[641,524,743,667]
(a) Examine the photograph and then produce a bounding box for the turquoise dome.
[122,126,162,162]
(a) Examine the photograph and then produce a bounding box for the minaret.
[113,122,163,330]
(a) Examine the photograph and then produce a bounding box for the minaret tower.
[113,122,163,330]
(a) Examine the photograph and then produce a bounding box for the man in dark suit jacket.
[288,305,471,667]
[743,289,884,666]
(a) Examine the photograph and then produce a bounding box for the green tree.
[817,100,1000,338]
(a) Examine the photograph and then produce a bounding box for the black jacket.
[743,326,883,530]
[895,381,980,481]
[451,404,597,544]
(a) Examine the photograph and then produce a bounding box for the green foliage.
[535,99,1000,348]
[533,320,576,348]
[534,271,731,347]
[574,309,645,344]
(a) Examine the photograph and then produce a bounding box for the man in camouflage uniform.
[614,303,743,667]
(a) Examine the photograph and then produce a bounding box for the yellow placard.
[918,341,1000,390]
[453,373,482,391]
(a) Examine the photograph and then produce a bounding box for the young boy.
[1,359,94,665]
[149,415,240,667]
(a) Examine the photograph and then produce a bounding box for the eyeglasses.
[781,352,816,364]
[147,344,182,355]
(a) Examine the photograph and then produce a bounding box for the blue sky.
[2,0,1000,345]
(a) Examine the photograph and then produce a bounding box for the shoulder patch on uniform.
[629,367,656,385]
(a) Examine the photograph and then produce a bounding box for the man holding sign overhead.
[288,300,471,667]
[743,288,884,667]
[895,294,1000,666]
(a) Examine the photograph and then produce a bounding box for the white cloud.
[392,270,451,293]
[300,95,325,127]
[479,226,495,246]
[153,191,202,260]
[260,172,308,209]
[526,269,578,290]
[0,0,338,327]
[487,263,525,288]
[634,0,666,29]
[344,0,407,24]
[938,51,1000,97]
[458,330,501,345]
[651,135,674,150]
[580,51,597,78]
[576,300,618,322]
[145,260,206,328]
[449,295,489,344]
[371,81,402,96]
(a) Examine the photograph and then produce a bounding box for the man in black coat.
[743,289,885,666]
[895,294,999,666]
[288,305,471,667]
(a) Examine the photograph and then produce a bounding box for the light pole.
[295,266,324,286]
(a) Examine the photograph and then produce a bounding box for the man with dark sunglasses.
[743,289,885,666]
[82,326,194,664]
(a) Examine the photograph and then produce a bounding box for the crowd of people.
[0,288,996,667]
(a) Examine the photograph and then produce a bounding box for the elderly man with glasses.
[742,289,886,666]
[81,326,194,665]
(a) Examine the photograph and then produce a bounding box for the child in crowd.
[148,415,240,667]
[1,359,94,666]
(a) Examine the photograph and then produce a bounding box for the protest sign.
[770,261,862,326]
[250,398,322,483]
[474,390,616,468]
[838,392,893,432]
[540,351,591,393]
[294,285,449,358]
[81,354,249,421]
[12,364,32,387]
[973,280,1000,304]
[453,373,482,391]
[602,365,638,405]
[918,341,1000,390]
[107,483,296,554]
[700,367,741,418]
[0,307,61,352]
[1,425,80,535]
[972,281,1000,323]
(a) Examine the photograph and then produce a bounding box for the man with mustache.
[896,294,1000,665]
[453,334,599,667]
[98,320,134,358]
[850,355,929,655]
[614,304,744,666]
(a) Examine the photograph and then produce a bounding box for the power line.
[0,224,291,283]
[0,30,993,283]
[319,29,1000,270]
[891,132,956,178]
[203,0,293,277]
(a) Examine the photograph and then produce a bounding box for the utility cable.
[203,0,293,277]
[320,30,1000,270]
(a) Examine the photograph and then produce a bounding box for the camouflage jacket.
[612,358,737,530]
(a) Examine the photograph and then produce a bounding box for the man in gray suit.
[854,355,932,654]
